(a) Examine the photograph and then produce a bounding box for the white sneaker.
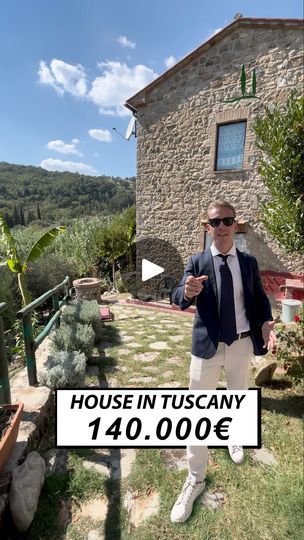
[170,474,205,523]
[228,445,244,464]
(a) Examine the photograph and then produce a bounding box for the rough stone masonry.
[128,20,304,280]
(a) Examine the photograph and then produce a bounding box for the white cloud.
[165,56,177,69]
[89,61,158,116]
[40,158,97,175]
[98,106,131,117]
[38,58,157,117]
[47,139,83,156]
[38,60,64,95]
[88,129,112,143]
[118,35,136,49]
[38,59,87,97]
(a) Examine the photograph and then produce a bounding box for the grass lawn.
[28,302,303,540]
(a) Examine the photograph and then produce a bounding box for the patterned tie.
[218,255,237,346]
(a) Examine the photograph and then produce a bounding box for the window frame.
[209,108,253,175]
[214,120,247,172]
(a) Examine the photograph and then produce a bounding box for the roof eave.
[124,17,304,110]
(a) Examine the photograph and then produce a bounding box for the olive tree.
[252,92,304,254]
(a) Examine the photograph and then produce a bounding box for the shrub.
[0,267,19,330]
[275,306,304,384]
[39,350,86,388]
[116,278,127,293]
[99,276,111,294]
[54,216,111,276]
[26,252,78,299]
[61,300,100,330]
[51,322,95,357]
[60,305,78,326]
[252,93,304,254]
[10,312,40,362]
[115,272,127,293]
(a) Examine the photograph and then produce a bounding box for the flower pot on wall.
[0,402,24,474]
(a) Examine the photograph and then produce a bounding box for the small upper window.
[215,121,247,171]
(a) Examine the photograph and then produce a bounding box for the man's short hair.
[207,200,236,218]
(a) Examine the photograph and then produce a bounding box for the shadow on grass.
[262,393,303,418]
[104,470,122,540]
[94,322,122,539]
[266,379,293,390]
[22,439,122,539]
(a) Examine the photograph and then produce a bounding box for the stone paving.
[82,301,280,536]
[167,356,183,365]
[168,334,185,342]
[133,352,160,362]
[149,341,170,350]
[3,300,282,538]
[126,341,142,348]
[124,489,160,529]
[78,498,108,522]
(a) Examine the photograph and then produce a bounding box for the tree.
[99,206,136,290]
[27,209,36,223]
[13,206,19,226]
[122,205,136,270]
[0,213,66,305]
[0,162,135,224]
[3,211,13,228]
[252,92,304,254]
[20,205,25,226]
[54,216,110,277]
[99,217,128,290]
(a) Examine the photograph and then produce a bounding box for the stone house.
[125,16,304,282]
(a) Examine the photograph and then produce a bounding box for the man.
[170,200,276,523]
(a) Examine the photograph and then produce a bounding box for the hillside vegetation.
[0,162,135,225]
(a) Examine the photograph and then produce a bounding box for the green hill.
[0,162,135,225]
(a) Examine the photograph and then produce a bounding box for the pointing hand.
[184,275,208,300]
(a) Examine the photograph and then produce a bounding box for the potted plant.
[0,402,24,474]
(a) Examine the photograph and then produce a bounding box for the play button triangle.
[142,259,164,281]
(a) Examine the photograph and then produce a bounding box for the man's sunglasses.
[208,217,235,227]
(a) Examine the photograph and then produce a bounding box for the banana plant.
[0,213,66,305]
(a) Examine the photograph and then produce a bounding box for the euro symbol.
[214,417,232,440]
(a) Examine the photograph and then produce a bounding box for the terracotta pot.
[0,402,24,474]
[72,277,102,301]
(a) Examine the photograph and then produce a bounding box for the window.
[215,121,247,171]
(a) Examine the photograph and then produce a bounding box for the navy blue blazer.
[172,248,273,358]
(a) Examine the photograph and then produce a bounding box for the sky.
[0,0,302,179]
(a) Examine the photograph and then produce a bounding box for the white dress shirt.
[210,242,250,333]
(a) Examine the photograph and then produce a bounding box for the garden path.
[39,301,278,538]
[3,300,284,539]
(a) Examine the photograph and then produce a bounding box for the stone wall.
[135,25,303,277]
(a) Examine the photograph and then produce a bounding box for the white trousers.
[187,336,253,481]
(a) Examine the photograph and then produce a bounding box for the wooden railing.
[16,276,70,386]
